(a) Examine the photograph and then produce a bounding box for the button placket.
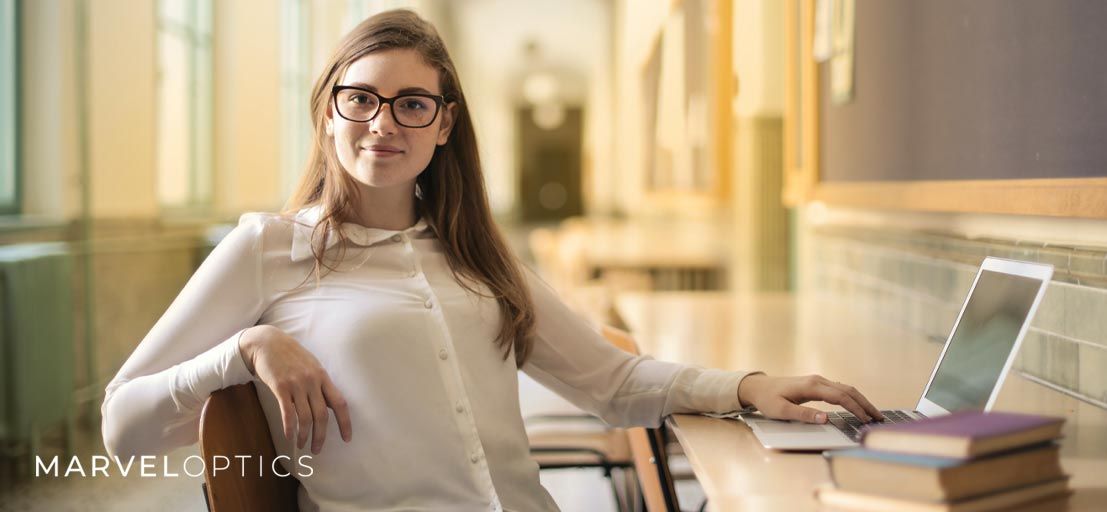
[416,254,501,507]
[407,235,426,279]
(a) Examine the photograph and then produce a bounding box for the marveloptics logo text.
[35,455,314,478]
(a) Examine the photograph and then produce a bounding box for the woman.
[102,9,882,511]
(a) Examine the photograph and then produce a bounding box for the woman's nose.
[369,104,398,135]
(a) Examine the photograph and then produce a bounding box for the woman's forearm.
[101,331,253,458]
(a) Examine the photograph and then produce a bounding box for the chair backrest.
[199,382,299,512]
[600,326,682,512]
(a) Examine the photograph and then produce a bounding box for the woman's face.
[326,48,456,190]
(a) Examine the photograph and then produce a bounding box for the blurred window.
[156,0,212,211]
[281,0,311,199]
[0,0,18,214]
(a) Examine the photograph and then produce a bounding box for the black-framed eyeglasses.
[331,85,447,128]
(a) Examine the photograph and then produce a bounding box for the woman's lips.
[363,146,403,157]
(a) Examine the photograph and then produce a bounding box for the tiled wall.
[807,225,1107,410]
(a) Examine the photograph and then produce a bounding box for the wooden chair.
[199,381,299,512]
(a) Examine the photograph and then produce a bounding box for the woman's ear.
[436,102,458,146]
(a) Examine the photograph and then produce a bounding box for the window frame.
[0,0,21,216]
[155,0,213,216]
[280,0,311,201]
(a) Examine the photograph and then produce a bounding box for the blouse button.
[455,403,464,413]
[438,349,449,360]
[469,454,479,464]
[390,234,402,243]
[424,299,433,309]
[408,270,418,278]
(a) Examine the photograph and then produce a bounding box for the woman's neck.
[344,181,419,230]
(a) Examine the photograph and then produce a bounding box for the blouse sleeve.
[100,213,270,458]
[518,267,760,428]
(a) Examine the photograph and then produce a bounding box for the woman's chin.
[349,170,418,190]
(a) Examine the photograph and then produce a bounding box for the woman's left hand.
[736,373,884,424]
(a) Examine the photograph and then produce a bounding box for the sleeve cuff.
[687,368,761,414]
[168,328,256,412]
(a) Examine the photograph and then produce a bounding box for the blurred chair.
[199,381,299,512]
[528,423,638,511]
[628,424,683,512]
[528,325,697,512]
[602,326,690,512]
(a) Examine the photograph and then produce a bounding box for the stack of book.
[817,410,1070,512]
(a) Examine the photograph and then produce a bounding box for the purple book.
[860,410,1065,459]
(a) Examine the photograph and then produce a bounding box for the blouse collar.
[289,204,432,262]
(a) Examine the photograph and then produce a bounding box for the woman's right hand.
[238,325,353,454]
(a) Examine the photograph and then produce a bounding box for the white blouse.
[101,205,756,512]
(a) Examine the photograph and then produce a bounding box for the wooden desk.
[615,292,1107,511]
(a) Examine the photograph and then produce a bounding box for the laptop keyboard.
[827,410,921,442]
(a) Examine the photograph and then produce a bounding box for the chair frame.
[199,381,299,512]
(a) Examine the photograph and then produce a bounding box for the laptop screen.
[923,269,1043,412]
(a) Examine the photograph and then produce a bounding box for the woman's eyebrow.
[345,82,436,95]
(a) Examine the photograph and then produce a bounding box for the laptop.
[743,257,1053,451]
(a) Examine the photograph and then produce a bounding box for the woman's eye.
[401,100,426,110]
[350,95,369,104]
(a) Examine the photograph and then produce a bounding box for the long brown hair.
[283,9,536,366]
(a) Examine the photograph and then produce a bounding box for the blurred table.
[538,217,735,291]
[559,218,730,291]
[615,291,1107,511]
